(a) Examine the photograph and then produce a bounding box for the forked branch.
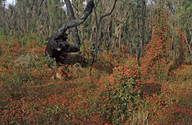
[58,0,94,36]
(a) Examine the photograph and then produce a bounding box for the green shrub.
[96,64,141,124]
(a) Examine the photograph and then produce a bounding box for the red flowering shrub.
[142,0,171,82]
[0,4,191,123]
[96,62,141,124]
[0,37,191,124]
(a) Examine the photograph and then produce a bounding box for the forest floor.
[0,40,191,124]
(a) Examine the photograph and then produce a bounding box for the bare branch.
[58,0,94,35]
[99,0,117,23]
[94,0,117,54]
[40,0,45,7]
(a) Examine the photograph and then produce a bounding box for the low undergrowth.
[0,39,191,124]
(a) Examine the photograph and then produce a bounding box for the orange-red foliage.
[141,0,171,82]
[0,38,191,124]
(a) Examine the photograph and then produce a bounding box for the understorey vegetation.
[0,38,191,124]
[0,0,192,124]
[0,39,192,124]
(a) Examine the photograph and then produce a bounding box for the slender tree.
[64,0,81,46]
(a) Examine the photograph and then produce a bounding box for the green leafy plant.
[96,64,141,124]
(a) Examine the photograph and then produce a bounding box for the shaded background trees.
[0,0,191,61]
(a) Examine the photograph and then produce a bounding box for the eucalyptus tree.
[178,0,192,55]
[0,0,8,40]
[168,0,192,57]
[64,0,81,46]
[120,0,147,57]
[0,0,6,29]
[4,4,18,35]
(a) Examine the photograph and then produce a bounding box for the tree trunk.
[94,0,117,55]
[46,0,94,58]
[65,0,81,46]
[137,0,146,66]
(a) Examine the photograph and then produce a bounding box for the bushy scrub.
[96,64,141,124]
[141,0,171,82]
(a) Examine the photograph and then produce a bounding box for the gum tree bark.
[64,0,81,46]
[94,0,117,55]
[137,0,146,67]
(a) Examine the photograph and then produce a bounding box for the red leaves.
[141,0,170,82]
[0,10,191,123]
